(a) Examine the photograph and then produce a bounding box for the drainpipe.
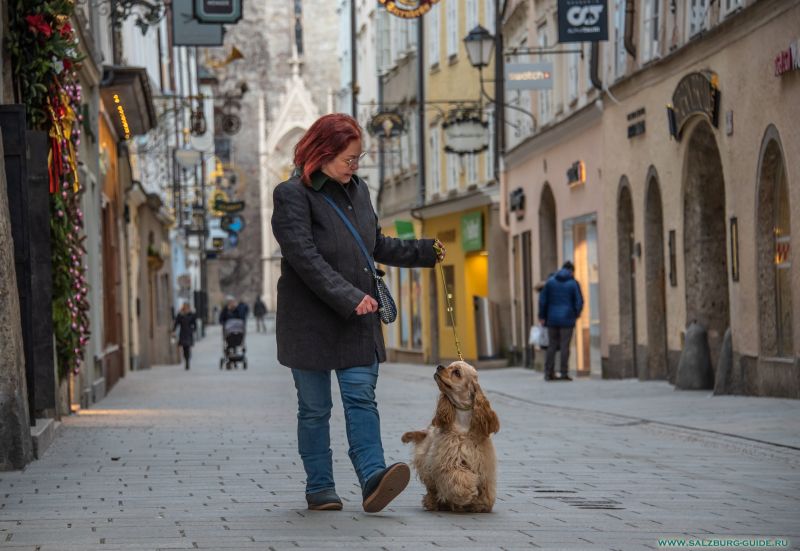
[624,0,637,58]
[496,0,509,234]
[590,42,602,90]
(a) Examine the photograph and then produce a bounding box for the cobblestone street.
[1,324,798,550]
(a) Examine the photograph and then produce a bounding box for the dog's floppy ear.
[432,393,455,429]
[469,383,500,438]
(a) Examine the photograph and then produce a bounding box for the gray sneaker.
[306,489,343,511]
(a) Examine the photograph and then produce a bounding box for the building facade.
[599,0,799,396]
[505,0,798,396]
[419,0,510,365]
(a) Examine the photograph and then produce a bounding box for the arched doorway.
[539,184,558,280]
[756,127,793,358]
[644,172,668,379]
[617,180,637,378]
[683,121,730,374]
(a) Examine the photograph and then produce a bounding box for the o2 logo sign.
[558,0,609,43]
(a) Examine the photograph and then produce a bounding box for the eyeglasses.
[343,151,368,168]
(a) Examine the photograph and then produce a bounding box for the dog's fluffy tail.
[401,430,427,444]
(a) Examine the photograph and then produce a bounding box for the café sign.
[378,0,441,19]
[666,71,720,141]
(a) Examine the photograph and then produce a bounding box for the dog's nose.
[436,365,444,372]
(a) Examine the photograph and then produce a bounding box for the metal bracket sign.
[194,0,243,24]
[505,63,554,90]
[557,0,608,43]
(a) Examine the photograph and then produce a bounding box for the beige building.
[504,0,604,373]
[600,0,799,397]
[505,0,798,397]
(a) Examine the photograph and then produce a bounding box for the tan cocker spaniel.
[401,361,500,513]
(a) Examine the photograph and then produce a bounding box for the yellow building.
[418,0,510,365]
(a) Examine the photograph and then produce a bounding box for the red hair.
[293,114,363,185]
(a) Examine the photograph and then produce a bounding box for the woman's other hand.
[355,295,379,315]
[433,239,446,263]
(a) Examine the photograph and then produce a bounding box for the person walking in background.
[538,261,584,381]
[173,302,197,370]
[219,295,245,325]
[271,113,445,513]
[254,296,267,333]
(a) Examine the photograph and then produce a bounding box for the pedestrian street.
[1,325,798,550]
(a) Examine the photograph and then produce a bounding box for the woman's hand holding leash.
[433,239,446,263]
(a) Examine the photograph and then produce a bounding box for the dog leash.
[434,243,464,362]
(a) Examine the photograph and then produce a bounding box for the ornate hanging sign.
[378,0,441,19]
[368,110,406,138]
[666,71,720,140]
[443,113,489,155]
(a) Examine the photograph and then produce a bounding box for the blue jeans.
[291,358,385,495]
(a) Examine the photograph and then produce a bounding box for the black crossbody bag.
[320,194,398,324]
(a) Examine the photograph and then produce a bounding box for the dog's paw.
[401,430,427,444]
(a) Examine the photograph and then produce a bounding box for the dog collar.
[452,403,473,411]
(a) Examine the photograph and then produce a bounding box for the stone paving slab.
[0,323,798,550]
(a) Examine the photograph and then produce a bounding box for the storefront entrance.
[683,121,730,372]
[645,174,668,380]
[563,213,600,375]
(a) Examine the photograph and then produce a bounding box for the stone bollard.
[675,321,714,390]
[713,328,734,395]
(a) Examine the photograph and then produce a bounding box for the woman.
[173,302,197,370]
[271,114,445,513]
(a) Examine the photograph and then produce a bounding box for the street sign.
[194,0,243,24]
[213,199,245,213]
[220,215,245,233]
[505,63,554,90]
[557,0,608,43]
[172,0,224,46]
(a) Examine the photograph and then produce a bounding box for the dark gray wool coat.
[271,172,437,371]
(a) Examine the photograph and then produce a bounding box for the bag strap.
[319,193,377,275]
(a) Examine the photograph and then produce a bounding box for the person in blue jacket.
[538,261,584,381]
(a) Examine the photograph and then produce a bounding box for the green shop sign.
[461,211,483,252]
[395,220,416,240]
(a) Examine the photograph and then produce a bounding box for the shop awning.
[100,66,157,140]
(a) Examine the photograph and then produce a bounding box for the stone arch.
[683,120,729,375]
[756,125,793,357]
[617,178,637,378]
[644,168,668,380]
[538,183,558,281]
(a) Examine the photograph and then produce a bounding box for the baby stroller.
[220,318,247,370]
